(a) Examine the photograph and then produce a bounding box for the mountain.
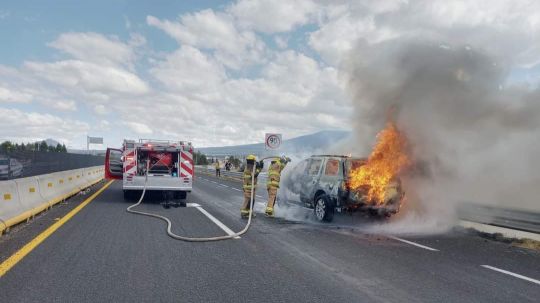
[44,138,61,146]
[197,130,351,156]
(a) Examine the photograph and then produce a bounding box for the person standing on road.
[215,160,221,177]
[241,155,263,219]
[265,156,290,217]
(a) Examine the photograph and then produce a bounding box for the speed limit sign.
[265,133,282,150]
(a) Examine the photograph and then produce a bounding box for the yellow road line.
[0,180,114,278]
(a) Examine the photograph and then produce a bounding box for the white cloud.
[123,121,153,135]
[309,0,540,67]
[228,0,318,33]
[147,10,266,69]
[0,86,33,103]
[46,99,77,111]
[93,104,108,115]
[24,60,149,95]
[274,36,288,49]
[97,120,111,131]
[0,107,89,143]
[48,32,135,67]
[150,45,226,94]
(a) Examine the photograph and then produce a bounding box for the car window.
[289,159,309,178]
[346,159,367,174]
[324,159,340,176]
[307,159,322,176]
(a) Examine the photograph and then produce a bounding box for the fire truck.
[105,139,194,201]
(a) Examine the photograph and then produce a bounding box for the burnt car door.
[300,157,323,206]
[282,158,309,206]
[319,157,342,197]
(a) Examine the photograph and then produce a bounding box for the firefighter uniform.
[265,157,289,217]
[214,160,221,177]
[241,155,263,218]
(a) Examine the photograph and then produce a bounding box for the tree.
[39,141,48,152]
[47,145,55,152]
[55,143,62,152]
[33,142,39,151]
[1,141,13,153]
[194,151,209,165]
[61,144,67,153]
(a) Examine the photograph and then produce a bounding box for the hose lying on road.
[127,157,275,242]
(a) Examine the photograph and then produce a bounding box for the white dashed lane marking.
[481,265,540,285]
[388,236,439,251]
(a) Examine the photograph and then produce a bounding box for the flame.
[348,122,410,204]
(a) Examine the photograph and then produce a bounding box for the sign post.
[265,133,282,150]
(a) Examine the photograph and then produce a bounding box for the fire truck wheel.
[174,191,187,200]
[314,194,334,222]
[123,190,132,201]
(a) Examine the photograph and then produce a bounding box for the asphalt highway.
[0,174,538,302]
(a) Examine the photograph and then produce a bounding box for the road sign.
[265,133,282,150]
[87,136,103,144]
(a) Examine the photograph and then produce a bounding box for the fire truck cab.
[105,139,194,200]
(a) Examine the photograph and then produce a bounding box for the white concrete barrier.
[36,173,61,206]
[0,180,26,232]
[0,165,104,234]
[73,169,87,191]
[15,176,47,218]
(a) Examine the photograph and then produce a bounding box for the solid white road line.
[256,195,263,198]
[481,265,540,285]
[220,184,229,188]
[231,188,241,191]
[211,181,218,184]
[195,206,241,239]
[186,203,201,207]
[389,236,439,251]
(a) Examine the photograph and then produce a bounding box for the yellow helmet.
[246,154,256,161]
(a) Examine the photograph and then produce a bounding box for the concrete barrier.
[0,165,104,234]
[15,176,47,219]
[0,180,25,232]
[36,172,62,207]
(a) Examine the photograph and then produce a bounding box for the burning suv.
[280,155,404,222]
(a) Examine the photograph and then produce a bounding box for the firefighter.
[214,159,221,177]
[265,156,290,217]
[241,155,263,218]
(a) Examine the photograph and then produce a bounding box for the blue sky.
[0,0,539,149]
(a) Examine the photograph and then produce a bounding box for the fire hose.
[126,156,278,242]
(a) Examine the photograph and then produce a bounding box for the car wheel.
[314,194,334,222]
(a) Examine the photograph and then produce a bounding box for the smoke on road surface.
[342,38,540,234]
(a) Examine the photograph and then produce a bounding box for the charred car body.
[281,155,404,222]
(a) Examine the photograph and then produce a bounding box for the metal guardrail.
[458,204,540,234]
